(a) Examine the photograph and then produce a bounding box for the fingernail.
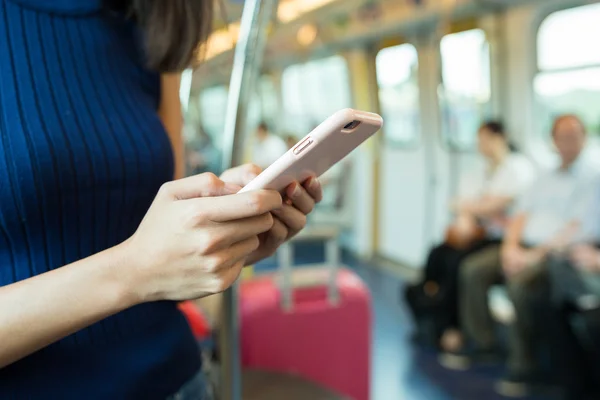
[285,198,293,206]
[292,183,301,198]
[309,177,320,190]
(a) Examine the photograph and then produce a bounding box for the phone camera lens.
[343,120,361,130]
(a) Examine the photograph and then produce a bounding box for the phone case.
[240,108,383,193]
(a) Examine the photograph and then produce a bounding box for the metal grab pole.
[219,1,276,399]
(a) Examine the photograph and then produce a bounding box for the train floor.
[254,242,550,400]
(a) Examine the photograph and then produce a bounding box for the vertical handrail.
[325,237,340,305]
[279,242,294,312]
[219,0,277,399]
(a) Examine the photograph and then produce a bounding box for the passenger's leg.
[505,263,548,376]
[440,239,499,352]
[536,259,597,399]
[403,244,460,346]
[430,244,466,351]
[458,244,503,349]
[550,304,593,400]
[576,308,600,397]
[439,245,503,369]
[545,259,600,399]
[496,263,549,397]
[405,243,457,346]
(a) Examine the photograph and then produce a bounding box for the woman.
[0,1,322,399]
[405,121,536,352]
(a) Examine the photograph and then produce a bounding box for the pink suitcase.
[239,258,371,400]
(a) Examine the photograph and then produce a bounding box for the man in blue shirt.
[528,177,600,400]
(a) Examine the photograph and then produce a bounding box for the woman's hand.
[0,172,282,368]
[123,173,282,303]
[220,164,323,264]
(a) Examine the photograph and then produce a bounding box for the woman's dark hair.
[256,122,269,133]
[105,0,214,73]
[479,120,518,151]
[479,120,505,137]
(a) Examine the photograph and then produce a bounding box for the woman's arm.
[0,244,135,368]
[502,213,527,252]
[0,174,283,369]
[455,195,513,219]
[159,73,185,180]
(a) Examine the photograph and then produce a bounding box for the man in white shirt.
[250,122,288,170]
[441,115,598,389]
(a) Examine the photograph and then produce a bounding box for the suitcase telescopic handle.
[278,228,341,312]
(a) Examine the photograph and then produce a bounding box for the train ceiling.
[192,0,583,89]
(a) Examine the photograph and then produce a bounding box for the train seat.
[277,225,342,271]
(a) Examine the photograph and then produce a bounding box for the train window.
[538,3,600,71]
[247,92,262,136]
[198,76,278,152]
[376,44,420,146]
[281,55,352,135]
[258,76,280,128]
[439,29,491,149]
[535,3,600,136]
[199,85,228,151]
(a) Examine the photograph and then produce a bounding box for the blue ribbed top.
[0,0,200,398]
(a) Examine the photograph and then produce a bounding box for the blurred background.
[181,1,600,399]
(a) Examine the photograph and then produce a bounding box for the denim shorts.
[167,369,211,400]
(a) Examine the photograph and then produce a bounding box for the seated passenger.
[495,178,600,399]
[535,243,600,400]
[439,115,598,387]
[251,122,288,169]
[405,121,536,349]
[284,133,299,150]
[507,180,600,399]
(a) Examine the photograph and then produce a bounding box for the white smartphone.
[239,108,383,193]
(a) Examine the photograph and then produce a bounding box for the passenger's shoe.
[495,370,552,398]
[438,346,503,371]
[495,372,529,398]
[439,328,463,353]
